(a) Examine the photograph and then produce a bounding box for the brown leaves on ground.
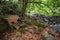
[1,24,43,40]
[3,31,42,40]
[1,24,60,40]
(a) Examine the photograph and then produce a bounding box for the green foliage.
[26,0,60,16]
[25,17,45,27]
[0,0,21,17]
[32,20,45,27]
[0,0,60,32]
[19,24,28,33]
[0,0,60,16]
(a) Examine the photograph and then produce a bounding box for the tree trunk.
[20,0,28,17]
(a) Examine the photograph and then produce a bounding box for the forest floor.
[0,24,60,40]
[0,15,60,40]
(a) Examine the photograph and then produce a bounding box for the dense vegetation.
[0,0,60,40]
[0,0,60,16]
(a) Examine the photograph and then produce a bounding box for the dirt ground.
[0,15,60,40]
[0,24,60,40]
